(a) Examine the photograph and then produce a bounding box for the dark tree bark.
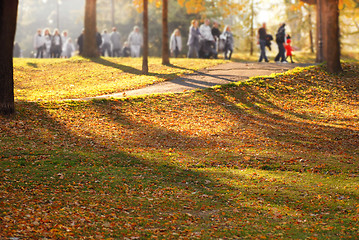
[142,0,149,74]
[0,1,18,115]
[83,0,99,58]
[161,0,170,65]
[325,0,342,73]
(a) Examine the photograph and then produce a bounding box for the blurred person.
[110,27,122,57]
[199,19,217,59]
[220,25,234,60]
[274,23,287,63]
[77,29,84,55]
[33,28,45,58]
[127,26,143,57]
[13,42,21,58]
[50,28,62,58]
[122,41,131,57]
[285,35,295,63]
[257,23,269,62]
[169,28,182,58]
[187,20,200,58]
[43,28,52,58]
[101,29,112,57]
[211,21,221,51]
[61,30,69,57]
[64,38,75,58]
[96,29,103,54]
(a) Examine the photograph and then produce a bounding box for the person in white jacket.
[33,29,45,58]
[169,29,182,58]
[199,19,217,58]
[127,26,143,57]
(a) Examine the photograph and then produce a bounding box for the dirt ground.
[84,62,315,100]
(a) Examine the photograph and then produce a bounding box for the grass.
[13,57,226,101]
[1,57,358,239]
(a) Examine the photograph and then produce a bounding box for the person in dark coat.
[77,29,84,55]
[274,23,287,63]
[257,23,269,62]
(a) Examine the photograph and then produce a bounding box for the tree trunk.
[142,0,149,74]
[250,0,254,56]
[308,6,314,53]
[0,1,18,115]
[316,0,324,62]
[325,0,342,73]
[162,0,170,65]
[83,0,99,58]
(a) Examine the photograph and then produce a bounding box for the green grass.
[1,58,358,239]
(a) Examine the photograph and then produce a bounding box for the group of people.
[33,28,75,58]
[186,19,234,60]
[84,26,143,58]
[258,22,294,63]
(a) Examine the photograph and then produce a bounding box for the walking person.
[258,23,269,62]
[50,29,62,58]
[76,29,84,55]
[128,26,143,57]
[64,38,75,58]
[221,25,234,60]
[187,19,201,58]
[43,28,52,58]
[274,23,287,63]
[33,29,45,58]
[169,29,182,58]
[211,21,221,52]
[61,31,69,57]
[101,29,112,57]
[285,35,295,63]
[110,27,122,57]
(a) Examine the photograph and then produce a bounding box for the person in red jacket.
[285,36,294,63]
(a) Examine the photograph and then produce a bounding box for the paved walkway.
[83,62,314,100]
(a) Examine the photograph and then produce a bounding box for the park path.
[82,62,314,100]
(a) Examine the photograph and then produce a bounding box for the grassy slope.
[1,59,358,239]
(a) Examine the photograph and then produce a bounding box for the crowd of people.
[186,19,234,60]
[31,20,294,62]
[32,19,234,60]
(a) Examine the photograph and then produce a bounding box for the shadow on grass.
[0,99,358,238]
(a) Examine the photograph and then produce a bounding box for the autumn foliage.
[1,60,359,238]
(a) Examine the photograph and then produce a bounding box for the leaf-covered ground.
[1,60,359,239]
[13,57,226,101]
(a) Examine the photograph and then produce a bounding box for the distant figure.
[33,29,45,58]
[101,29,112,57]
[169,29,182,58]
[122,41,131,57]
[199,19,217,59]
[187,20,200,58]
[51,29,62,58]
[258,23,269,62]
[110,27,122,57]
[43,28,52,58]
[221,25,234,60]
[13,42,21,58]
[128,26,143,57]
[274,23,287,63]
[77,29,84,55]
[96,30,103,53]
[285,36,294,63]
[211,21,221,51]
[61,31,69,58]
[64,38,75,58]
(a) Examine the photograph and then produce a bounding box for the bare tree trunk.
[316,0,324,62]
[325,0,342,73]
[162,0,170,65]
[307,6,314,53]
[250,0,254,56]
[0,1,18,115]
[83,0,99,58]
[142,0,149,74]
